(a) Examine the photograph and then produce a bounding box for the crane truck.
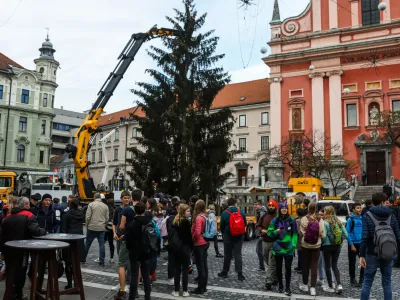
[65,26,180,203]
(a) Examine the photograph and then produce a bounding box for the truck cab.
[0,171,17,203]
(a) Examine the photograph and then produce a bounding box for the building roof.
[97,106,145,127]
[211,78,270,109]
[97,79,270,127]
[50,154,64,165]
[0,53,24,71]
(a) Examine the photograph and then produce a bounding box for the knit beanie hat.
[42,193,52,201]
[267,200,278,210]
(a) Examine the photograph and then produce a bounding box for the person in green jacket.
[267,202,298,296]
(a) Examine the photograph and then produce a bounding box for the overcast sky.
[1,0,309,113]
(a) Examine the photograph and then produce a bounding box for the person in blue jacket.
[346,202,363,287]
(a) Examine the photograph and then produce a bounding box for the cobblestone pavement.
[80,238,400,299]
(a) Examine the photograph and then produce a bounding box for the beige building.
[88,79,270,192]
[215,79,271,194]
[88,106,144,189]
[0,36,59,173]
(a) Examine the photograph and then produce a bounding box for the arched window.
[17,145,25,162]
[362,0,380,26]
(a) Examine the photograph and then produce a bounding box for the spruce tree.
[128,0,235,199]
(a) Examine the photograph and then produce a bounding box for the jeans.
[323,245,341,287]
[194,243,209,291]
[129,256,151,300]
[318,250,325,279]
[256,238,265,269]
[223,235,244,274]
[173,245,191,292]
[275,255,293,289]
[167,247,176,279]
[105,231,115,259]
[348,244,364,280]
[213,235,220,255]
[361,255,394,300]
[263,241,276,284]
[302,247,320,287]
[84,230,105,264]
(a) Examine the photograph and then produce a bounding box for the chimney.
[61,106,63,110]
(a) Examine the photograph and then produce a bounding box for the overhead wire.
[0,0,22,28]
[236,0,260,69]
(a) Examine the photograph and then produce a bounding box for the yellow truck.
[216,188,281,241]
[0,171,17,204]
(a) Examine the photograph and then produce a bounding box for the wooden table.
[34,233,86,300]
[4,239,69,300]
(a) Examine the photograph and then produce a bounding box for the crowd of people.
[0,190,400,300]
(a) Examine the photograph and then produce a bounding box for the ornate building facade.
[264,0,400,185]
[0,35,59,172]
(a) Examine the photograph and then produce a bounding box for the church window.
[292,108,302,130]
[362,0,380,26]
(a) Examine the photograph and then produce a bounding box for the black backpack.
[141,221,158,254]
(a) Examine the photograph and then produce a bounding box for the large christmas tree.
[128,0,235,199]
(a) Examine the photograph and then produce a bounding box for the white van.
[317,200,352,224]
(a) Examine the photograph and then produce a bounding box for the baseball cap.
[31,193,41,201]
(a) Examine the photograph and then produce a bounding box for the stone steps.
[353,186,383,201]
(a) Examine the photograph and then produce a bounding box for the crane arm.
[65,26,180,201]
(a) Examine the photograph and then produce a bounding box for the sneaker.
[112,284,120,291]
[257,267,265,272]
[265,283,272,291]
[284,289,291,296]
[336,284,343,294]
[171,291,179,297]
[323,286,335,293]
[99,263,105,267]
[114,290,127,300]
[189,288,204,295]
[310,287,316,296]
[125,286,130,293]
[294,267,302,271]
[298,283,309,292]
[168,278,174,285]
[182,291,190,297]
[277,287,284,293]
[350,278,357,285]
[216,253,224,258]
[238,273,245,281]
[109,258,114,263]
[316,278,324,286]
[217,271,228,278]
[94,258,100,263]
[162,262,169,266]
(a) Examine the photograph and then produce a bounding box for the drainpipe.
[2,71,13,170]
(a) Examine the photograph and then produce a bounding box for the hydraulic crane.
[66,26,180,202]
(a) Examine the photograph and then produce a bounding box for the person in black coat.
[30,193,57,233]
[171,204,193,296]
[61,198,84,289]
[0,196,46,299]
[126,202,152,300]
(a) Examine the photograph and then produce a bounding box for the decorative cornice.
[14,136,30,145]
[326,70,343,77]
[308,72,325,79]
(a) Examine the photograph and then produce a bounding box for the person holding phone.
[267,202,298,296]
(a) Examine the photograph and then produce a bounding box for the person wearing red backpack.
[217,198,247,281]
[299,201,325,296]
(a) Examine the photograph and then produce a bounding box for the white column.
[351,0,359,27]
[312,0,322,31]
[328,0,338,29]
[383,0,391,23]
[327,70,343,155]
[269,78,282,148]
[309,73,325,134]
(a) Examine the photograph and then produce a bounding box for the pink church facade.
[264,0,400,185]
